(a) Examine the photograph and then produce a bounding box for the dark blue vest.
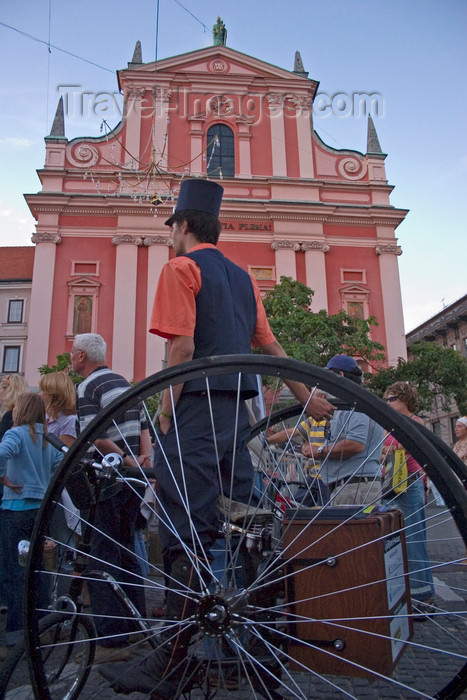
[182,248,258,398]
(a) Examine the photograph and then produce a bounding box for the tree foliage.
[261,277,385,368]
[365,341,467,414]
[38,352,82,385]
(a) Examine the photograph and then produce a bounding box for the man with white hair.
[71,333,152,662]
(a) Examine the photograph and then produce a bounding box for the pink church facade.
[23,43,408,386]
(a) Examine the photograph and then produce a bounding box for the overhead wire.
[2,4,220,200]
[0,0,211,76]
[0,20,115,73]
[171,0,208,32]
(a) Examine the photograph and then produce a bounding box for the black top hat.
[165,179,224,226]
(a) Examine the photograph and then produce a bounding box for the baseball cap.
[325,354,359,373]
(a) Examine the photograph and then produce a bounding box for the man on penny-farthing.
[100,178,334,697]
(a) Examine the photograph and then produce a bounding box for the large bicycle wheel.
[0,612,95,700]
[24,356,467,699]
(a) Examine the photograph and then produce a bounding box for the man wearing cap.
[100,179,334,697]
[302,354,383,505]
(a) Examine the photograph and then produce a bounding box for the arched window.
[206,124,234,178]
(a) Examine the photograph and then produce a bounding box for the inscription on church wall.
[220,221,273,232]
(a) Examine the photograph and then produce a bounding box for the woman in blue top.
[0,392,62,652]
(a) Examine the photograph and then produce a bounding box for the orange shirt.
[149,243,275,348]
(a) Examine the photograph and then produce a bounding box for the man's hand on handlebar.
[305,394,334,422]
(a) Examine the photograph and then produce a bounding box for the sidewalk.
[78,502,466,699]
[3,502,465,699]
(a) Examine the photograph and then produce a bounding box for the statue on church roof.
[213,17,227,46]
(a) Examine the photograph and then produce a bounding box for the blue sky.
[1,0,466,331]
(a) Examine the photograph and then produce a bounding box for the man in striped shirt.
[71,333,152,663]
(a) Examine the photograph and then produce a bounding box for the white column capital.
[32,232,61,244]
[376,244,402,256]
[266,94,284,112]
[153,87,173,102]
[289,95,312,114]
[271,240,301,252]
[301,241,330,253]
[126,85,146,100]
[143,235,172,247]
[112,234,144,246]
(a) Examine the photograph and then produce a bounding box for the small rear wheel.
[0,612,95,699]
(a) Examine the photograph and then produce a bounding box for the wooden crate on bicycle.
[282,506,413,678]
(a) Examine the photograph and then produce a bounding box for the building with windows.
[407,294,467,446]
[0,247,33,376]
[22,37,408,386]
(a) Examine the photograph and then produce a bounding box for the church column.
[111,235,143,380]
[153,88,172,170]
[124,87,145,163]
[144,236,171,376]
[301,242,330,311]
[24,233,61,387]
[267,95,287,176]
[293,96,315,179]
[188,117,205,174]
[271,240,300,280]
[376,244,407,365]
[237,121,252,177]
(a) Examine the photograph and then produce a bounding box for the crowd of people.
[0,179,465,695]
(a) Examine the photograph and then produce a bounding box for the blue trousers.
[386,476,435,601]
[0,508,44,645]
[154,393,255,556]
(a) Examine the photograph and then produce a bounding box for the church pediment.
[67,276,101,290]
[119,46,318,91]
[339,283,369,296]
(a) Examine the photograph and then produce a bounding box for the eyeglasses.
[385,396,398,403]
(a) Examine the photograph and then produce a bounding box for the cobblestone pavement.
[2,503,466,699]
[64,504,467,700]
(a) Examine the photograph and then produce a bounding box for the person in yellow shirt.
[267,407,330,505]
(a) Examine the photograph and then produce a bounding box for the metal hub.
[196,594,233,637]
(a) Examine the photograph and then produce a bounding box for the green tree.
[365,341,467,414]
[38,352,82,385]
[261,276,385,368]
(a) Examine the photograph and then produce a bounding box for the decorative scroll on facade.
[67,143,100,168]
[336,155,367,181]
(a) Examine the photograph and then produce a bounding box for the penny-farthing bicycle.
[22,356,467,699]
